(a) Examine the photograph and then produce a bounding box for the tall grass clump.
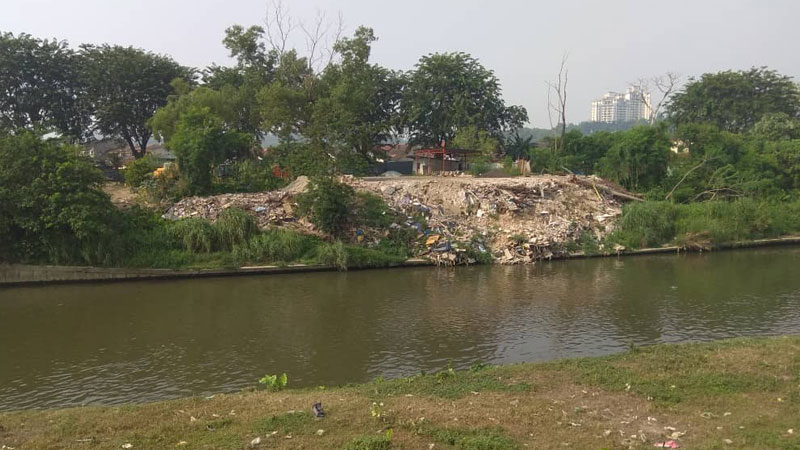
[609,201,679,248]
[316,240,348,270]
[609,198,800,249]
[215,207,259,250]
[232,228,320,264]
[168,218,217,253]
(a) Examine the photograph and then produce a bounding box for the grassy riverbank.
[2,337,799,449]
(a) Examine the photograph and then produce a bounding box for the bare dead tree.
[325,11,345,68]
[264,0,295,56]
[547,53,569,153]
[264,0,344,73]
[633,72,681,124]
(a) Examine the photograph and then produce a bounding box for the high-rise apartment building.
[590,87,651,123]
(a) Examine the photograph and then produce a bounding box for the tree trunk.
[122,135,142,159]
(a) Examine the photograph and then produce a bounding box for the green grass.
[259,411,317,435]
[549,337,797,406]
[341,434,392,450]
[358,365,531,400]
[419,426,518,450]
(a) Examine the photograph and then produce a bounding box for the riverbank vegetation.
[3,18,800,268]
[2,336,799,449]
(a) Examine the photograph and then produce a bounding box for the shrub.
[354,192,393,228]
[0,132,122,265]
[214,159,286,193]
[468,156,491,176]
[214,208,259,250]
[296,177,355,236]
[124,154,161,187]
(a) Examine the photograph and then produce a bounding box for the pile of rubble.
[163,174,633,265]
[351,175,628,264]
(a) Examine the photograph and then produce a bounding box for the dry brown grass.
[2,336,800,449]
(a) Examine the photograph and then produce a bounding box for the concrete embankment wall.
[0,260,427,288]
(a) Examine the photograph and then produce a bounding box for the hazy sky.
[3,0,799,126]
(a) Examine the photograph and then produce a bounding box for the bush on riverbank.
[608,198,800,249]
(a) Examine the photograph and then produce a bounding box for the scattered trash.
[316,429,325,436]
[723,411,731,416]
[249,437,261,448]
[176,441,187,447]
[121,445,133,449]
[700,411,714,418]
[653,441,679,448]
[723,438,733,444]
[312,402,326,418]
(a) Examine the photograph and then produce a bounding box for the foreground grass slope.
[2,336,800,449]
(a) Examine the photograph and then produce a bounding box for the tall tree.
[311,27,402,167]
[0,32,89,139]
[80,44,192,158]
[401,52,527,147]
[667,67,800,133]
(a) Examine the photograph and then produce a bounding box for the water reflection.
[1,247,800,410]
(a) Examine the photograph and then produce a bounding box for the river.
[2,247,800,411]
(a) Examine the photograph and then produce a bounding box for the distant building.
[590,87,651,123]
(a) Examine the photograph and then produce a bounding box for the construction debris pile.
[164,174,633,265]
[351,175,628,264]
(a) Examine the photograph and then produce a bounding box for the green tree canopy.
[169,106,253,194]
[80,44,193,158]
[400,52,527,147]
[0,32,89,139]
[667,67,800,133]
[310,27,402,169]
[599,125,671,191]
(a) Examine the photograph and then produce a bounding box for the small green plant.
[470,362,489,372]
[258,372,288,391]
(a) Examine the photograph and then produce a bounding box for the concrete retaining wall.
[0,259,432,288]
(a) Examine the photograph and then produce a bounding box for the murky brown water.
[2,247,800,411]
